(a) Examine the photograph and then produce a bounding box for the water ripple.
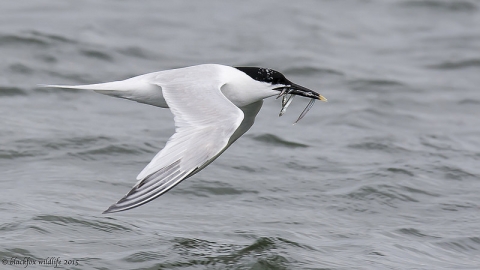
[0,86,26,96]
[116,46,154,60]
[348,78,407,93]
[251,134,309,148]
[79,49,114,62]
[435,237,480,254]
[0,34,49,48]
[32,215,133,233]
[9,63,34,75]
[0,31,75,49]
[284,66,344,76]
[348,140,411,154]
[396,228,441,240]
[343,184,419,205]
[124,251,163,263]
[399,0,478,12]
[0,149,43,159]
[436,165,477,181]
[153,237,294,269]
[179,181,258,197]
[428,59,480,70]
[70,144,146,160]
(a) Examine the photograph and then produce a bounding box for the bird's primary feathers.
[45,64,326,213]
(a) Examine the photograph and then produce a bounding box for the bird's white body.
[47,64,326,213]
[47,64,284,213]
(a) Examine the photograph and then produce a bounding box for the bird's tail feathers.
[40,76,167,107]
[40,80,134,95]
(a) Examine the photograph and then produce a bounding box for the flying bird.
[45,64,327,213]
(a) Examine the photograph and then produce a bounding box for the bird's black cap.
[234,67,290,85]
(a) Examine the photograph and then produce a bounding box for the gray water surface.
[1,0,480,269]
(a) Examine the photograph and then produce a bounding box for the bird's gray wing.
[103,73,244,213]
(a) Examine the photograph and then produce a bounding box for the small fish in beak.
[275,84,327,123]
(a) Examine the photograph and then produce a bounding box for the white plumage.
[45,64,326,213]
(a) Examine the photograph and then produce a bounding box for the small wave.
[9,63,34,75]
[6,136,112,157]
[79,49,114,62]
[419,134,454,151]
[0,222,20,232]
[117,46,153,59]
[385,167,415,177]
[0,34,49,48]
[348,140,410,154]
[436,165,477,181]
[153,237,293,268]
[43,136,114,150]
[0,149,43,160]
[1,248,37,260]
[3,136,142,161]
[0,31,74,49]
[232,165,258,173]
[252,134,308,148]
[71,144,146,160]
[284,66,344,76]
[341,184,419,207]
[1,221,50,235]
[32,215,133,233]
[180,181,258,197]
[435,237,480,254]
[349,141,389,151]
[124,251,163,263]
[399,185,440,197]
[458,99,480,105]
[348,78,407,92]
[28,30,76,44]
[192,185,258,196]
[0,86,26,96]
[439,201,477,211]
[285,161,318,171]
[395,228,441,240]
[238,237,277,253]
[398,0,477,12]
[427,59,480,70]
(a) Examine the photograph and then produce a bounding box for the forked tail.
[41,76,167,107]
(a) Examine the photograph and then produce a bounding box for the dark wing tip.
[102,207,117,214]
[102,205,121,214]
[102,161,190,214]
[102,197,133,214]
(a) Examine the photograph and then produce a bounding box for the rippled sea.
[1,0,480,269]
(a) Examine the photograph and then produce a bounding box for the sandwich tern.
[45,64,327,213]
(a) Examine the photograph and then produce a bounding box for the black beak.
[275,82,327,101]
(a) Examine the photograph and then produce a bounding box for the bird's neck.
[220,68,278,107]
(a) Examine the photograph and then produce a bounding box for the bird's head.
[234,67,327,102]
